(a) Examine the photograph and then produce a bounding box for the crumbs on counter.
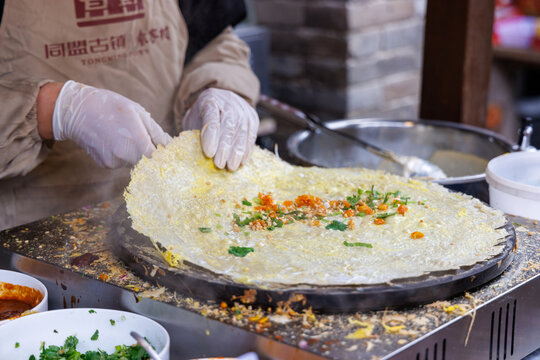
[1,198,539,359]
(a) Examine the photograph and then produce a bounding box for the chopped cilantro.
[325,220,348,231]
[15,342,19,348]
[346,195,361,206]
[109,319,115,326]
[90,330,99,341]
[268,218,284,231]
[53,330,58,333]
[242,200,252,206]
[31,335,150,359]
[344,241,373,248]
[234,213,262,227]
[198,227,212,233]
[228,246,254,257]
[88,310,96,314]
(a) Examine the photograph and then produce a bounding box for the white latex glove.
[182,88,259,171]
[52,80,171,168]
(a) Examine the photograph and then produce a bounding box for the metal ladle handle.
[517,117,537,152]
[130,331,163,360]
[257,94,400,163]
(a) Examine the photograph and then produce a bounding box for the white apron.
[0,0,187,229]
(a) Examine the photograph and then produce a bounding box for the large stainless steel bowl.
[287,118,515,202]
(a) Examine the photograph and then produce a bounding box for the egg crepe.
[124,130,508,287]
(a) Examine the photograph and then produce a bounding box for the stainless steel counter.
[1,198,539,359]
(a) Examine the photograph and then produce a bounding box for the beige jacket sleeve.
[174,27,260,130]
[0,72,53,179]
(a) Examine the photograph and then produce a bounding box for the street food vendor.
[0,0,260,230]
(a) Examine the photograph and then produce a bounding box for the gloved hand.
[182,88,259,171]
[52,80,171,168]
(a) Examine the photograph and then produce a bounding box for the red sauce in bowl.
[0,282,43,320]
[0,299,32,320]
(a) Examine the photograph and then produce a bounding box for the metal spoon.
[258,95,447,179]
[130,331,163,360]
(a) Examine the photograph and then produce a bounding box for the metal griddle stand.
[111,204,517,312]
[110,203,540,359]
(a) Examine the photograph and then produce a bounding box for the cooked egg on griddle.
[124,131,507,287]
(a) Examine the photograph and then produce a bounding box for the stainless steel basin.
[287,118,515,201]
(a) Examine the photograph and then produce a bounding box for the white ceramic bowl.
[485,151,540,220]
[0,308,170,360]
[0,269,48,325]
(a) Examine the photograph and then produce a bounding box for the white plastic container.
[485,151,540,220]
[0,308,170,359]
[0,269,48,325]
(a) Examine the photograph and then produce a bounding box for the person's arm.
[0,74,171,179]
[49,81,172,168]
[36,82,63,140]
[175,27,259,120]
[174,27,260,171]
[0,72,54,179]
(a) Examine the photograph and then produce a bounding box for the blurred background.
[234,0,540,148]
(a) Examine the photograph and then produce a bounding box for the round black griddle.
[109,203,516,312]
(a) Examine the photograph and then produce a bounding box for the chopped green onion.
[234,213,262,227]
[242,200,252,206]
[284,210,306,220]
[198,227,212,233]
[376,212,396,219]
[343,241,372,248]
[316,215,330,222]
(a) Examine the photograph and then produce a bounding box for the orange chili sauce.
[0,282,43,320]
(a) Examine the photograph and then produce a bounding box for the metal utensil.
[258,94,447,179]
[130,331,163,360]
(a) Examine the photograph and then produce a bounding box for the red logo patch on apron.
[74,0,145,27]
